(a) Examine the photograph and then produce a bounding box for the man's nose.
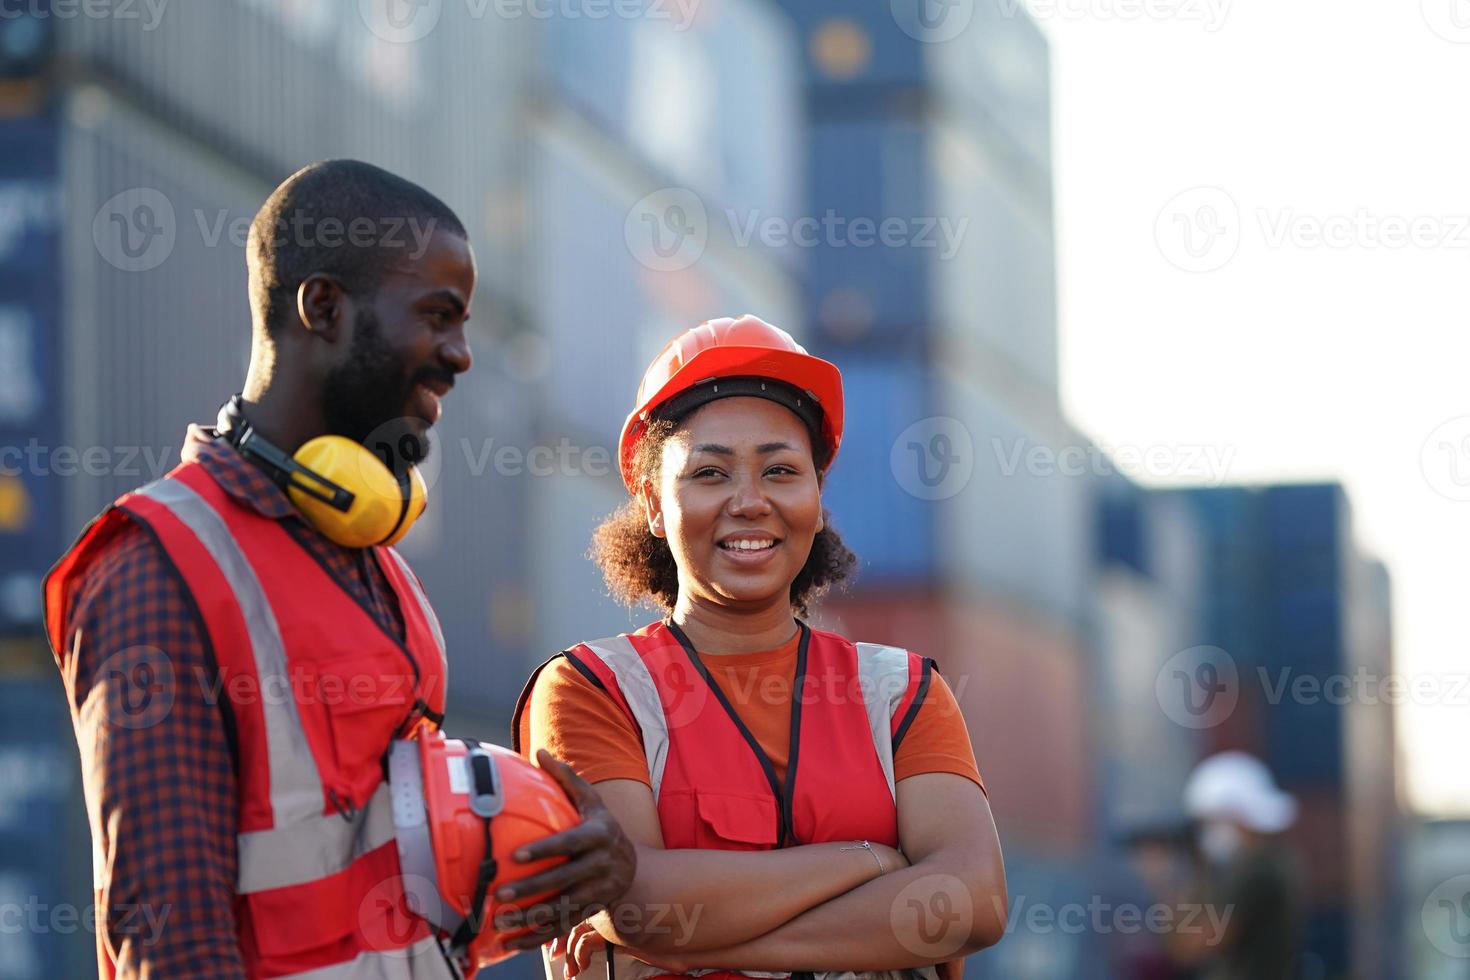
[440,329,472,375]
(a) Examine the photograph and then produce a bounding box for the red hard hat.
[617,315,844,491]
[388,731,580,970]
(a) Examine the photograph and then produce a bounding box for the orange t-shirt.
[520,630,984,793]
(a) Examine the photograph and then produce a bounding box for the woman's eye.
[692,467,722,478]
[766,465,798,476]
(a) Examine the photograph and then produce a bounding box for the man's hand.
[492,750,637,951]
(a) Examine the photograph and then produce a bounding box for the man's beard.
[322,307,436,471]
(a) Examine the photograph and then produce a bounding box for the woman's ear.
[641,478,666,538]
[815,508,825,536]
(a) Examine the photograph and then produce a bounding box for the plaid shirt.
[57,431,406,978]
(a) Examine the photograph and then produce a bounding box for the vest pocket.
[662,791,780,850]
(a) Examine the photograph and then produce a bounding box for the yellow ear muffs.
[286,435,428,548]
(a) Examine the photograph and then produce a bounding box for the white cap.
[1183,751,1297,833]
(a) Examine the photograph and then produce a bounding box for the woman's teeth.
[721,539,775,551]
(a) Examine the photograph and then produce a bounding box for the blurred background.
[0,0,1465,977]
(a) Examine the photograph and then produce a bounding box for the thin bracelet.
[840,839,884,873]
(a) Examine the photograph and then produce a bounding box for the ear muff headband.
[216,395,426,548]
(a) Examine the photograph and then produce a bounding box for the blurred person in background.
[43,160,634,978]
[511,316,1007,980]
[1134,752,1304,980]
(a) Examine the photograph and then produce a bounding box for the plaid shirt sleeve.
[60,518,247,979]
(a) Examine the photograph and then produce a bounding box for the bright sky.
[1033,0,1470,815]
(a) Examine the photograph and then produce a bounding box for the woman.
[508,316,1007,980]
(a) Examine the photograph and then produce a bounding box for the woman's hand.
[559,920,607,978]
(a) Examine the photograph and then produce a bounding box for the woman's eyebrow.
[691,442,796,455]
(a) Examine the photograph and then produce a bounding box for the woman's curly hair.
[590,416,857,616]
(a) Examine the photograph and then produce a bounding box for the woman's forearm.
[671,850,1006,971]
[593,840,896,953]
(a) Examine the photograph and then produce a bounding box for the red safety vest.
[45,461,455,979]
[512,619,939,980]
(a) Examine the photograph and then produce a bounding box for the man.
[44,160,635,978]
[1135,751,1304,980]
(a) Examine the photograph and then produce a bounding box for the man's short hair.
[247,160,467,335]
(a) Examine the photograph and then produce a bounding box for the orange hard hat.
[617,315,844,491]
[388,731,580,970]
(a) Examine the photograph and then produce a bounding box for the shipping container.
[932,370,1092,624]
[538,0,802,228]
[0,111,64,632]
[818,590,1096,856]
[816,355,938,582]
[0,676,85,979]
[803,118,933,347]
[60,0,534,304]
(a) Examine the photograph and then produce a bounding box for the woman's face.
[645,397,824,611]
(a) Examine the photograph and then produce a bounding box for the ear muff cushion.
[288,436,421,548]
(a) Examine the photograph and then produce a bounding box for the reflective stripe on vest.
[237,781,396,894]
[135,476,324,830]
[383,546,447,674]
[580,634,670,799]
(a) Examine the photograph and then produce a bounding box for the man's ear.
[296,274,347,342]
[641,478,666,539]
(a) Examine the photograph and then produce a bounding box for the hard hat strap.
[450,741,500,953]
